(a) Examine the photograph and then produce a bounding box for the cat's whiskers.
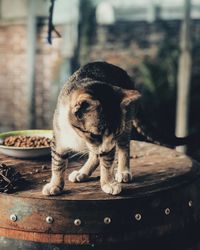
[68,150,88,159]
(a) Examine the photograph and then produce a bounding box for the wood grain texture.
[0,141,199,244]
[0,141,197,200]
[0,228,90,244]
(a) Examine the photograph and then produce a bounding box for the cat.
[42,61,141,196]
[42,61,197,196]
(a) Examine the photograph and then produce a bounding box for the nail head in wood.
[135,213,142,221]
[165,208,170,215]
[188,200,193,207]
[10,214,17,222]
[74,219,81,226]
[46,216,54,224]
[104,217,111,224]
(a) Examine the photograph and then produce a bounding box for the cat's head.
[69,83,140,154]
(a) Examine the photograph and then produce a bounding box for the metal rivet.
[74,219,81,226]
[104,217,111,224]
[135,213,142,221]
[46,216,54,224]
[165,208,170,215]
[189,200,193,207]
[10,214,17,222]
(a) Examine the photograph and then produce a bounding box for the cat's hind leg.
[68,151,99,182]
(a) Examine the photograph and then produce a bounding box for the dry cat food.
[3,136,51,148]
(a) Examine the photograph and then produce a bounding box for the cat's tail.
[132,116,199,148]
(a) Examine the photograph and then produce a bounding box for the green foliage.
[139,34,179,133]
[138,23,200,157]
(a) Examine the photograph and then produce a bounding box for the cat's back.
[61,62,135,97]
[77,62,134,89]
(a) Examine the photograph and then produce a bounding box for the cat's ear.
[72,94,99,119]
[120,89,141,107]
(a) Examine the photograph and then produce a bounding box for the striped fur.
[42,62,141,196]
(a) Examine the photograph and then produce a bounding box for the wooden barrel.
[0,141,200,249]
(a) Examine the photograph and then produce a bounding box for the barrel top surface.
[0,141,199,201]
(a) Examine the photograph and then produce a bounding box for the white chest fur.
[57,105,87,152]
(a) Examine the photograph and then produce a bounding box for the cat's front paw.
[101,181,122,195]
[68,170,88,182]
[115,170,133,183]
[42,183,63,196]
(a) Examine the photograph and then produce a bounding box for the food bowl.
[0,130,52,159]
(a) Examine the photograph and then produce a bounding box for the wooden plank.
[0,141,197,200]
[0,142,199,243]
[0,228,90,244]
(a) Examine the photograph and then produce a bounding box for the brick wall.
[0,22,63,132]
[0,24,28,131]
[35,23,63,129]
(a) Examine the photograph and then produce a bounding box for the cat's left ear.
[120,89,141,107]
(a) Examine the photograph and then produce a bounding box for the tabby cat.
[42,61,194,196]
[42,61,141,195]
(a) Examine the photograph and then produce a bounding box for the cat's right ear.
[120,89,141,107]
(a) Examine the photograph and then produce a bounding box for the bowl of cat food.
[0,130,52,158]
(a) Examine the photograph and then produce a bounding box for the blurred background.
[0,0,199,158]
